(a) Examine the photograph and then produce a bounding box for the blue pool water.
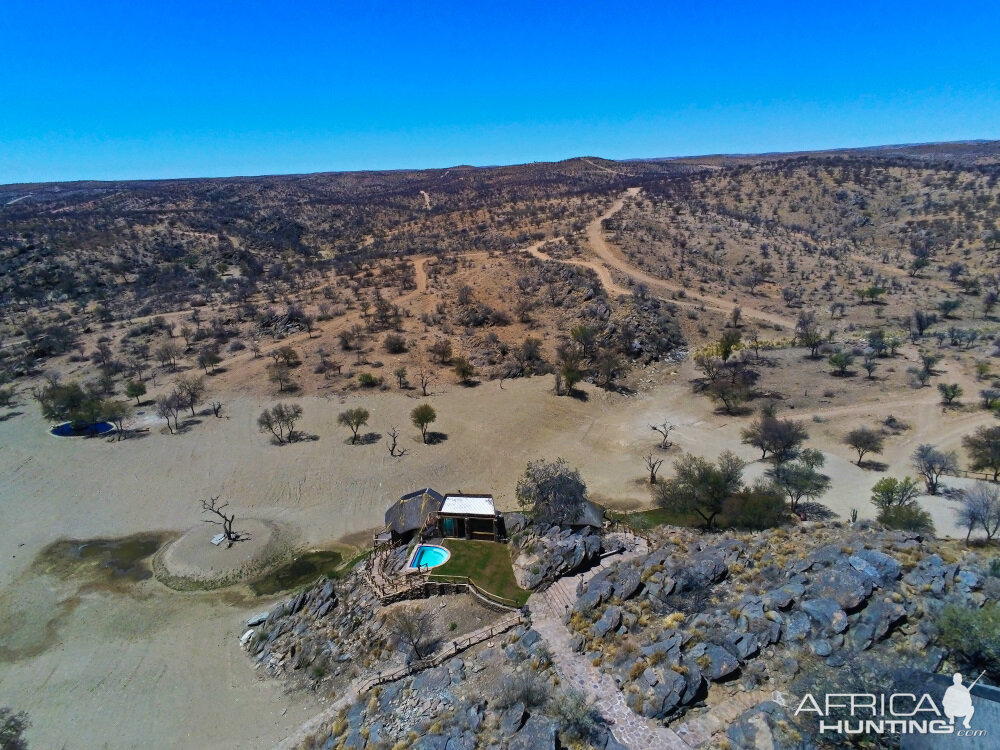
[410,544,450,570]
[51,421,115,437]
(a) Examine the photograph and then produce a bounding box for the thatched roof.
[384,488,444,535]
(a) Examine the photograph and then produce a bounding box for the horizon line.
[3,137,998,190]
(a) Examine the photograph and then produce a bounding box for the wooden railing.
[425,573,522,610]
[942,469,999,483]
[356,611,524,694]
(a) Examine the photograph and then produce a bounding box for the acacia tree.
[410,403,437,443]
[266,362,292,392]
[103,399,134,441]
[741,413,807,463]
[155,392,182,433]
[257,403,304,444]
[963,426,1000,481]
[338,407,370,444]
[844,427,885,466]
[911,443,958,495]
[655,451,745,530]
[938,383,963,406]
[125,380,147,405]
[175,375,206,416]
[770,448,830,513]
[870,477,922,510]
[453,356,476,384]
[795,311,823,358]
[155,342,182,371]
[954,482,1000,542]
[516,457,589,526]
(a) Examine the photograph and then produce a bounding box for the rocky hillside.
[253,520,999,749]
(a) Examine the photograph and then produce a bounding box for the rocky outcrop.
[298,626,618,750]
[564,522,998,731]
[511,524,602,590]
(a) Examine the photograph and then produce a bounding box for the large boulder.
[509,714,557,750]
[800,598,848,635]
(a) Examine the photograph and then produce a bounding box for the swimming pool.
[408,544,451,570]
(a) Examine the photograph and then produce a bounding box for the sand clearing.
[0,363,989,748]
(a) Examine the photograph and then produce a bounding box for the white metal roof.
[440,494,496,516]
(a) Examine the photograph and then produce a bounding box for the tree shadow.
[858,459,889,472]
[177,418,203,432]
[567,388,589,402]
[207,367,229,375]
[798,502,838,521]
[424,431,449,445]
[459,380,481,388]
[0,410,23,422]
[346,432,382,446]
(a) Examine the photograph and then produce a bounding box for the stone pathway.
[673,687,775,747]
[527,543,693,750]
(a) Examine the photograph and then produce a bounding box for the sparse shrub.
[877,504,934,535]
[496,671,549,709]
[550,689,599,741]
[358,373,381,388]
[937,603,1000,682]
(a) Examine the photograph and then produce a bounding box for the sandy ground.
[0,358,992,749]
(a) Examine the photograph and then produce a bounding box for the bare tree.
[649,420,675,449]
[954,482,1000,543]
[386,426,409,457]
[385,605,434,660]
[644,454,664,484]
[155,393,182,433]
[175,374,206,416]
[911,443,958,495]
[200,496,249,547]
[417,369,433,397]
[210,401,223,417]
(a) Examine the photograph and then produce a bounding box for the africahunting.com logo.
[793,671,989,738]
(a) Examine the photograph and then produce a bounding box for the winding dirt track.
[583,188,796,328]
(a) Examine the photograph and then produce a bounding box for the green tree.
[453,356,476,384]
[870,476,921,511]
[844,427,884,466]
[124,380,147,405]
[718,328,741,362]
[410,403,437,443]
[338,407,370,444]
[828,351,854,375]
[655,451,745,530]
[771,448,830,513]
[938,382,962,406]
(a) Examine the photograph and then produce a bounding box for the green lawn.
[434,539,530,607]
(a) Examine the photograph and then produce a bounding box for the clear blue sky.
[1,1,998,183]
